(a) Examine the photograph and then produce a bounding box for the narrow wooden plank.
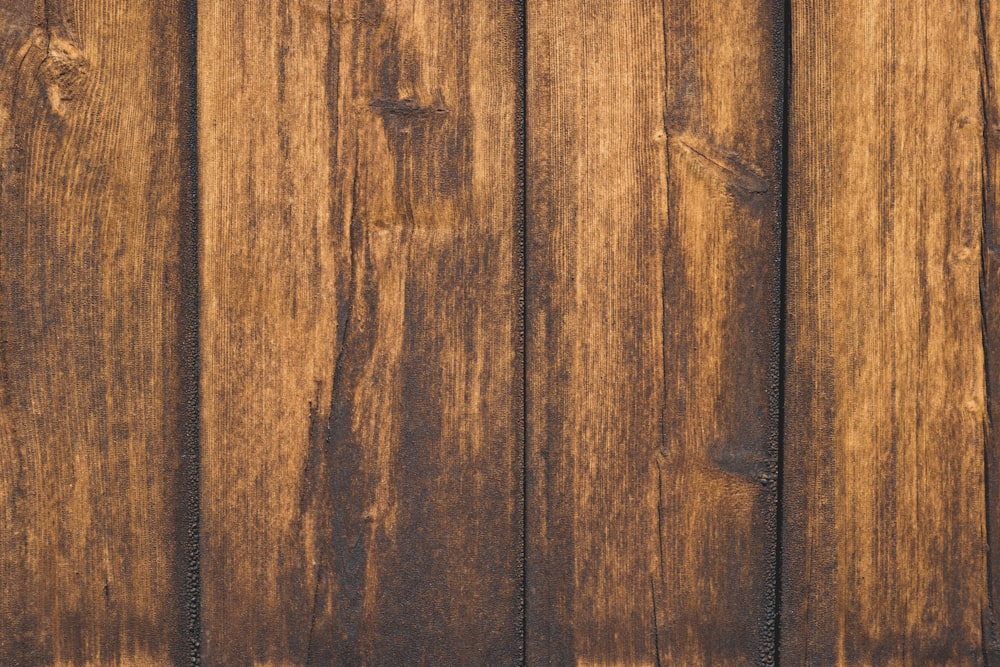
[656,0,785,663]
[524,0,783,663]
[198,0,522,663]
[782,0,990,662]
[0,0,196,664]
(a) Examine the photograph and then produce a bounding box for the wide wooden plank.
[197,0,522,663]
[782,0,991,662]
[524,0,783,663]
[0,0,197,664]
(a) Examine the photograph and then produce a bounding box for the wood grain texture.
[0,0,197,664]
[524,0,783,663]
[197,0,522,663]
[781,0,992,662]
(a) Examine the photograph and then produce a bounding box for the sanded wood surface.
[197,0,522,664]
[0,0,197,664]
[781,0,993,663]
[3,0,1000,664]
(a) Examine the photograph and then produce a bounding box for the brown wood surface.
[4,0,1000,664]
[524,0,783,664]
[197,0,522,664]
[0,0,197,664]
[781,0,993,663]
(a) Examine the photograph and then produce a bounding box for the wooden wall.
[1,0,998,664]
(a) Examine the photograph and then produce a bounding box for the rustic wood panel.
[781,0,992,662]
[197,0,523,663]
[524,0,783,663]
[0,0,197,664]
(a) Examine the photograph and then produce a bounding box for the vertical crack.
[303,149,362,667]
[650,573,663,667]
[180,0,202,663]
[774,0,793,662]
[655,0,674,663]
[517,0,528,663]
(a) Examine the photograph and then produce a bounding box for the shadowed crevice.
[179,0,202,664]
[774,0,792,662]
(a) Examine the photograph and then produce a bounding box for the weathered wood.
[524,0,784,663]
[0,0,197,664]
[782,0,991,662]
[197,0,523,663]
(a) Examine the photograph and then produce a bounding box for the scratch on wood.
[650,573,662,667]
[370,97,450,118]
[674,133,769,194]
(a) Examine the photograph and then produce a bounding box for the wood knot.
[38,37,90,116]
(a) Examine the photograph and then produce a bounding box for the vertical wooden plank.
[782,0,990,663]
[656,0,785,663]
[198,0,522,663]
[0,0,196,664]
[525,0,783,664]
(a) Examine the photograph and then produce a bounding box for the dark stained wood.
[782,0,991,662]
[197,0,523,663]
[0,0,197,664]
[524,0,784,663]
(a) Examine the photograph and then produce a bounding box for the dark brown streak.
[650,573,662,667]
[655,455,667,593]
[656,0,672,660]
[36,0,59,73]
[652,458,666,667]
[978,0,1000,661]
[658,0,673,464]
[774,0,791,662]
[7,4,49,131]
[370,96,449,118]
[12,28,36,91]
[40,0,51,41]
[5,38,36,156]
[517,0,528,660]
[303,566,322,667]
[303,151,362,667]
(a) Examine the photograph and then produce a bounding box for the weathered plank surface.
[524,0,783,663]
[0,0,197,664]
[197,0,523,663]
[781,0,991,662]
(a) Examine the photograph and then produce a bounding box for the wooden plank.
[524,0,783,663]
[0,0,197,664]
[782,0,991,662]
[197,0,522,663]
